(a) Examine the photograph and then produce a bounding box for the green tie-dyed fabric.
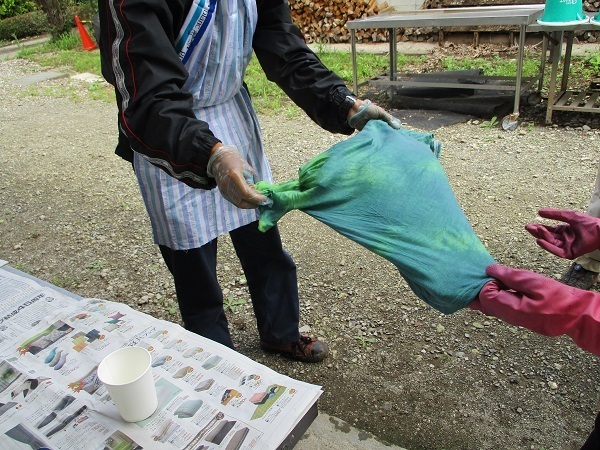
[256,120,495,314]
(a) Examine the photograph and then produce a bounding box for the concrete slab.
[296,413,408,450]
[0,34,51,60]
[309,41,434,55]
[11,70,69,86]
[70,72,106,83]
[310,40,599,57]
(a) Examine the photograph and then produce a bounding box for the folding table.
[346,5,545,130]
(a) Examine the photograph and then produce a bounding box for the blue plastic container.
[537,0,588,25]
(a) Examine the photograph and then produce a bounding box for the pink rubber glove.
[525,208,600,259]
[207,145,269,209]
[469,264,600,357]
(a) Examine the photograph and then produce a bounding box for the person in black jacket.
[97,0,400,362]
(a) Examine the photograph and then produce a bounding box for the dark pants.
[581,411,600,450]
[159,221,300,349]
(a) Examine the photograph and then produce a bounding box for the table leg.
[512,24,526,117]
[390,28,397,81]
[537,34,547,93]
[561,31,574,92]
[503,24,527,130]
[351,29,358,95]
[389,28,397,100]
[545,31,563,125]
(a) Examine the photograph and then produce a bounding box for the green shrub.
[0,0,37,20]
[34,0,71,37]
[69,1,96,22]
[585,52,600,74]
[0,10,48,40]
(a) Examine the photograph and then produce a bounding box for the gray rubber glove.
[207,145,270,209]
[348,99,401,131]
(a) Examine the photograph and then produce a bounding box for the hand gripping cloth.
[256,120,495,314]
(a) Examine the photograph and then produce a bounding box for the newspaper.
[0,267,322,450]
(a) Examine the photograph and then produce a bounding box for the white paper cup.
[97,346,158,422]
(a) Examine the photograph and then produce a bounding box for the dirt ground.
[1,57,599,450]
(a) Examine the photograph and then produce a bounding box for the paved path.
[299,413,407,449]
[0,34,51,60]
[309,38,600,56]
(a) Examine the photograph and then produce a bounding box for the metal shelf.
[347,5,545,129]
[550,90,600,113]
[368,73,540,93]
[532,19,600,123]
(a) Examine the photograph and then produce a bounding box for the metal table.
[528,18,600,124]
[346,5,545,130]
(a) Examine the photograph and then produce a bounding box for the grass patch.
[12,34,600,112]
[18,78,114,103]
[224,296,246,313]
[569,50,600,88]
[15,35,393,113]
[440,54,540,78]
[52,274,80,289]
[24,48,101,74]
[18,30,101,75]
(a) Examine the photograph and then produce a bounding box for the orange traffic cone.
[75,15,98,51]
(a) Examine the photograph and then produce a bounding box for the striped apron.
[133,0,272,250]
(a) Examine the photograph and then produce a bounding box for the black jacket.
[98,0,355,189]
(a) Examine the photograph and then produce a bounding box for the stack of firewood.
[288,0,389,43]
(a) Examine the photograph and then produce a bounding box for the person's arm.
[471,208,600,357]
[525,208,600,259]
[472,264,600,357]
[98,0,219,189]
[252,0,399,133]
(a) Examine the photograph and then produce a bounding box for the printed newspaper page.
[0,267,322,449]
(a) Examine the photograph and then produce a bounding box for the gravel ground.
[1,58,599,450]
